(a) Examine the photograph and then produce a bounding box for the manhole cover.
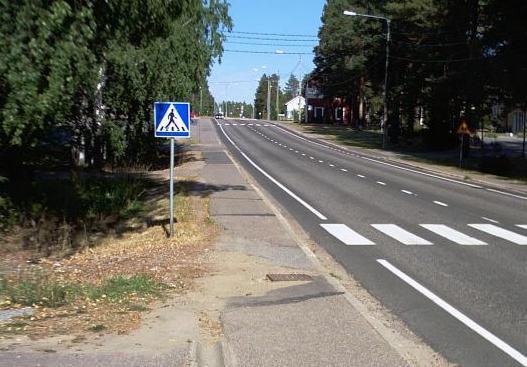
[266,273,313,282]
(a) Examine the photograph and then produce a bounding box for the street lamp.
[344,10,391,149]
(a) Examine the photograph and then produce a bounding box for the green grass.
[0,271,163,308]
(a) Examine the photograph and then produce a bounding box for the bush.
[479,155,512,175]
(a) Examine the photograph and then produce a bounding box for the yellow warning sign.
[457,121,471,135]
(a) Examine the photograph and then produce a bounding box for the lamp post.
[344,10,391,149]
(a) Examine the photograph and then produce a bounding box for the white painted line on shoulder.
[321,224,375,245]
[485,188,527,200]
[420,224,486,245]
[468,224,527,245]
[401,190,413,195]
[377,259,527,366]
[517,224,527,230]
[433,201,448,207]
[217,124,327,220]
[372,224,432,245]
[359,156,483,189]
[340,168,348,172]
[376,181,386,186]
[482,217,499,224]
[357,174,365,178]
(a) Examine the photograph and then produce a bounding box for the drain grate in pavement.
[266,273,313,282]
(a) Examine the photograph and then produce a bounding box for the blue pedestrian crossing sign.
[154,102,191,138]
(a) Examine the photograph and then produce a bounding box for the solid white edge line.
[485,188,527,200]
[217,123,327,221]
[377,259,527,366]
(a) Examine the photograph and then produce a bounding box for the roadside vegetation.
[0,0,231,339]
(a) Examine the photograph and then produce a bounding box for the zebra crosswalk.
[321,223,527,247]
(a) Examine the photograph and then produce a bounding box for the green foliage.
[0,271,161,308]
[253,73,281,120]
[314,0,526,147]
[0,0,232,166]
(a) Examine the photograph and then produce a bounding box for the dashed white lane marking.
[482,217,499,224]
[302,153,306,156]
[377,259,527,366]
[224,123,230,126]
[517,224,527,230]
[289,148,293,151]
[295,150,299,153]
[401,190,413,195]
[248,124,253,126]
[240,123,245,126]
[256,124,261,126]
[468,224,527,245]
[420,224,486,245]
[376,181,386,186]
[318,160,324,163]
[433,201,448,207]
[340,168,348,172]
[217,123,327,220]
[232,123,238,126]
[372,224,432,245]
[357,174,365,178]
[310,156,315,159]
[329,164,335,167]
[321,224,374,245]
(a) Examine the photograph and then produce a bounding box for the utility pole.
[382,19,391,150]
[199,86,203,116]
[276,72,280,121]
[267,77,271,120]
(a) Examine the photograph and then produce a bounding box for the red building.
[304,80,351,124]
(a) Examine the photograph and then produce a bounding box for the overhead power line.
[224,49,313,55]
[228,35,317,42]
[226,41,316,48]
[230,31,318,38]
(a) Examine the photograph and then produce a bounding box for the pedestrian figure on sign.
[164,109,179,131]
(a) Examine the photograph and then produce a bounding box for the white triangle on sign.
[156,104,188,133]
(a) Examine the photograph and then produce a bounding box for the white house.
[284,96,305,120]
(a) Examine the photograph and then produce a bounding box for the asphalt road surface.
[212,118,527,367]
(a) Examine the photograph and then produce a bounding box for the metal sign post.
[169,138,175,237]
[153,102,191,238]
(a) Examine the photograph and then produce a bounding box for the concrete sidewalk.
[192,118,448,367]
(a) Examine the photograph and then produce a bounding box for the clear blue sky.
[209,0,326,104]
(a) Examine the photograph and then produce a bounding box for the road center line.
[377,259,527,366]
[217,122,327,220]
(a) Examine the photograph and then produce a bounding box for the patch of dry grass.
[0,174,218,339]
